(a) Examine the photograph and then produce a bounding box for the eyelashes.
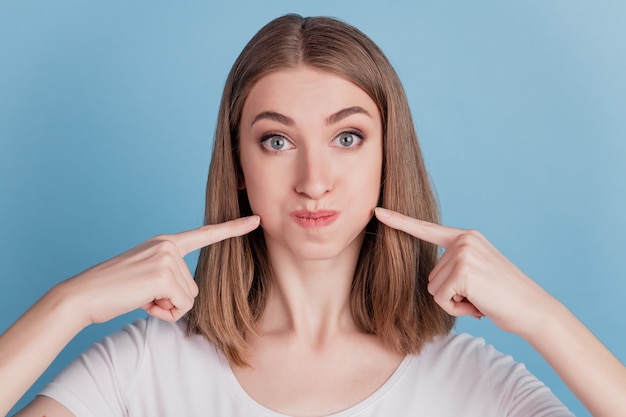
[331,130,365,149]
[259,129,367,153]
[259,132,295,152]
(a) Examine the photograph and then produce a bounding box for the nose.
[294,146,333,200]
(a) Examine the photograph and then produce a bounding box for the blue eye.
[333,131,363,148]
[261,135,294,152]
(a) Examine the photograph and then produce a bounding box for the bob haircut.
[187,14,455,366]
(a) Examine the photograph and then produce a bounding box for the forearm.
[524,300,626,417]
[0,284,87,416]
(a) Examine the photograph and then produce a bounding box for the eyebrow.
[250,111,294,127]
[250,106,372,128]
[325,106,372,125]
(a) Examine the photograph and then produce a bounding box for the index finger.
[374,207,463,248]
[172,215,261,256]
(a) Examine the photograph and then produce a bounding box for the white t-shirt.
[40,317,573,416]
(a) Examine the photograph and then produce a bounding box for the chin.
[290,235,365,262]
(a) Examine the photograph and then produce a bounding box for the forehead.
[241,66,380,123]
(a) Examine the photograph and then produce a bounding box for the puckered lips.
[290,209,339,228]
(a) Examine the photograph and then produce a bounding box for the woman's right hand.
[1,215,260,416]
[61,215,261,326]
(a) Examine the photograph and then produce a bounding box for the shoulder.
[104,315,199,343]
[110,315,217,362]
[82,315,187,361]
[40,316,229,416]
[406,332,507,381]
[392,332,572,416]
[420,331,503,363]
[43,316,220,395]
[412,331,533,388]
[423,331,487,352]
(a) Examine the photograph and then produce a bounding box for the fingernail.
[375,207,391,218]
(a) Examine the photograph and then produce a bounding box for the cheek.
[357,157,383,202]
[239,153,264,207]
[241,166,283,217]
[363,174,383,206]
[243,177,266,213]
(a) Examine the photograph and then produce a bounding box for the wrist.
[517,295,573,349]
[46,279,94,332]
[513,289,569,343]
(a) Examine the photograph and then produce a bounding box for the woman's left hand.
[374,207,557,337]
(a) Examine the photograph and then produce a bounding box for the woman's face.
[239,66,383,261]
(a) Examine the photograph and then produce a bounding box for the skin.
[2,66,625,416]
[234,67,401,415]
[238,66,383,330]
[374,207,626,417]
[1,216,261,417]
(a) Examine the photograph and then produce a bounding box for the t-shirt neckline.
[215,344,414,417]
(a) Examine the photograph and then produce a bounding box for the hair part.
[187,14,454,366]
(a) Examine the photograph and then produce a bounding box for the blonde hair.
[187,14,454,366]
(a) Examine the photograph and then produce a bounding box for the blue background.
[1,1,625,415]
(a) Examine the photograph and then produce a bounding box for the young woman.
[2,14,625,417]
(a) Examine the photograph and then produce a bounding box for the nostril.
[294,149,334,199]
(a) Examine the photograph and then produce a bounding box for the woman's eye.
[332,131,363,148]
[261,135,294,152]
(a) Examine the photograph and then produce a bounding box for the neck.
[258,236,363,345]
